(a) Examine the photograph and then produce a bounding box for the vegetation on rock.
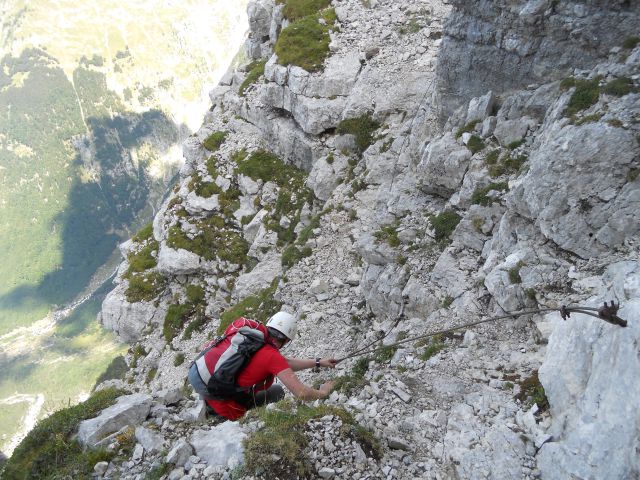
[203,131,227,152]
[239,60,267,97]
[337,114,381,154]
[2,388,125,480]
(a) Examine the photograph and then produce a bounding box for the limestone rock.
[190,422,247,467]
[417,132,472,198]
[235,253,282,299]
[184,191,220,215]
[537,262,640,480]
[166,439,193,467]
[99,284,164,342]
[509,123,640,258]
[77,394,152,447]
[157,244,203,275]
[466,91,495,123]
[135,426,165,454]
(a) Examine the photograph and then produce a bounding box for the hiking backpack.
[190,320,267,400]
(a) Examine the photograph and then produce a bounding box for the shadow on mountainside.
[0,109,184,324]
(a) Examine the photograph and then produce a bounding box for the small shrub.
[337,114,381,154]
[466,135,485,154]
[239,60,267,97]
[380,137,394,153]
[455,119,480,138]
[374,223,400,247]
[374,345,397,363]
[244,402,380,478]
[274,10,335,72]
[334,357,369,394]
[442,296,454,308]
[203,131,227,152]
[430,210,461,242]
[326,152,334,164]
[574,113,603,125]
[485,149,500,165]
[420,335,445,361]
[628,168,639,182]
[602,77,636,97]
[564,78,600,117]
[146,368,157,384]
[218,278,281,335]
[282,245,313,268]
[163,284,207,342]
[174,353,185,367]
[515,371,549,411]
[622,36,640,49]
[507,139,525,150]
[559,77,576,91]
[508,261,525,284]
[470,182,509,206]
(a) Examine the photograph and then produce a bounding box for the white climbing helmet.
[266,311,297,341]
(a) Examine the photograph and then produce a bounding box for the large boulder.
[157,244,205,275]
[234,253,282,299]
[537,261,640,479]
[508,122,640,258]
[77,394,153,447]
[189,422,247,468]
[417,132,472,198]
[99,284,164,342]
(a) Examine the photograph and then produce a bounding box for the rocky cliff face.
[69,0,640,479]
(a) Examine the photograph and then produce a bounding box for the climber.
[188,311,337,420]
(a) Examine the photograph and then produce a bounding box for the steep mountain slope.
[5,0,638,478]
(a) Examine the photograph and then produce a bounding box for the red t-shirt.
[205,318,290,420]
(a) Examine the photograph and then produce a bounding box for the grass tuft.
[203,131,227,152]
[430,210,461,242]
[466,135,485,154]
[455,119,481,138]
[337,114,381,154]
[125,271,166,303]
[277,0,331,21]
[602,77,636,97]
[374,222,400,247]
[218,278,281,335]
[239,60,267,97]
[564,78,600,117]
[471,182,509,206]
[274,10,336,72]
[3,388,125,480]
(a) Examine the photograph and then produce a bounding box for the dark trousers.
[237,384,285,410]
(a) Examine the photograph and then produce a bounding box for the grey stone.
[493,117,534,146]
[508,123,639,258]
[417,132,472,198]
[157,244,203,275]
[388,437,411,451]
[235,254,282,299]
[190,422,247,467]
[77,394,153,447]
[466,91,495,123]
[166,439,193,467]
[537,263,640,480]
[94,461,109,476]
[319,467,336,478]
[135,426,165,454]
[180,401,206,423]
[155,388,184,406]
[184,191,220,215]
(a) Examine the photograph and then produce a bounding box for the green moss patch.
[471,182,509,206]
[466,135,485,154]
[420,335,446,361]
[374,222,400,247]
[334,356,369,395]
[125,271,167,303]
[564,78,600,117]
[164,284,207,342]
[239,60,267,97]
[218,278,281,335]
[125,241,159,275]
[3,388,125,480]
[623,36,640,49]
[132,223,153,243]
[337,114,381,154]
[455,119,481,138]
[282,245,313,268]
[244,401,381,479]
[274,9,336,72]
[430,210,461,242]
[277,0,332,21]
[235,149,312,246]
[167,216,248,265]
[203,131,227,152]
